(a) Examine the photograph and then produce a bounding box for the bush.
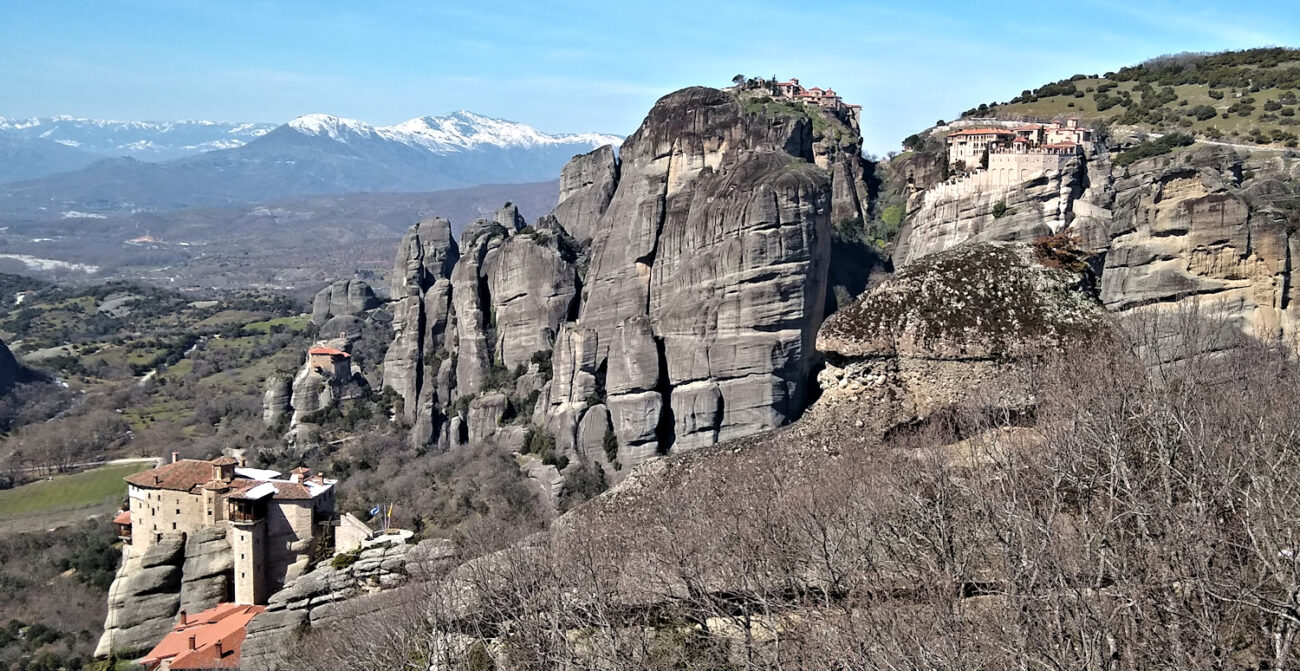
[1113,133,1195,167]
[991,201,1014,218]
[1188,104,1218,121]
[330,548,361,570]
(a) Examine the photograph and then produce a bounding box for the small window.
[172,522,177,530]
[176,509,180,515]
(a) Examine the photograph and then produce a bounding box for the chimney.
[187,635,196,651]
[171,451,179,464]
[215,641,223,657]
[178,610,187,626]
[238,454,247,468]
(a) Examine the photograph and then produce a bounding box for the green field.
[0,463,151,533]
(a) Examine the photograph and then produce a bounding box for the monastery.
[120,455,342,606]
[946,118,1093,171]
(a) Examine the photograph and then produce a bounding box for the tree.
[732,74,745,87]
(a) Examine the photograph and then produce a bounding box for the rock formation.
[552,144,619,245]
[310,279,380,327]
[0,336,41,394]
[96,531,234,659]
[380,86,862,482]
[546,86,834,466]
[817,241,1106,434]
[241,539,457,671]
[891,134,1300,358]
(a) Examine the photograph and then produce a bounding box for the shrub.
[1188,104,1218,121]
[991,201,1014,218]
[330,547,361,570]
[1113,133,1195,167]
[1032,233,1091,273]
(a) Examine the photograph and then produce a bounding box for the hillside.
[959,47,1300,147]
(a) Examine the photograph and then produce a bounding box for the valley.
[3,45,1300,671]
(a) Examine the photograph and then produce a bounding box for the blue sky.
[1,0,1296,153]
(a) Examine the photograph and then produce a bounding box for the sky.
[1,0,1298,154]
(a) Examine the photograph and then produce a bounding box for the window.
[172,522,177,530]
[176,509,180,515]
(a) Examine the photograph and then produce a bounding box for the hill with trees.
[960,47,1300,148]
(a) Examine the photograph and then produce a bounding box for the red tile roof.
[948,128,1016,137]
[141,603,264,670]
[309,346,349,358]
[126,459,219,493]
[113,510,131,525]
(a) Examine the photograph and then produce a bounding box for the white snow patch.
[62,210,108,219]
[0,254,99,273]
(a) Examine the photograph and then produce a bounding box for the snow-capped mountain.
[0,116,277,162]
[285,111,621,153]
[0,111,622,214]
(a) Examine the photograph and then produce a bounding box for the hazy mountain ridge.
[0,112,621,214]
[0,116,278,166]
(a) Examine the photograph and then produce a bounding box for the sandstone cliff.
[892,133,1300,358]
[379,86,864,487]
[96,530,233,659]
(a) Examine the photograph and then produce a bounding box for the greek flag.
[368,506,381,517]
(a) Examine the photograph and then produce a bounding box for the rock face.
[893,155,1087,267]
[96,536,186,658]
[552,144,619,245]
[240,539,458,671]
[178,526,234,614]
[382,86,850,480]
[817,242,1106,434]
[310,279,380,327]
[262,375,293,426]
[893,138,1300,359]
[97,530,236,658]
[0,337,39,394]
[546,87,834,465]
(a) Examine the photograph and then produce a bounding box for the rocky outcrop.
[552,144,619,245]
[383,217,460,434]
[0,336,41,394]
[310,279,380,327]
[96,529,238,659]
[486,227,578,370]
[548,87,833,464]
[96,535,186,658]
[893,154,1086,267]
[817,242,1106,434]
[893,138,1300,360]
[262,375,293,426]
[1096,147,1298,356]
[380,86,860,483]
[178,526,233,614]
[240,539,458,671]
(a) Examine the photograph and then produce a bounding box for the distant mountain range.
[0,112,621,214]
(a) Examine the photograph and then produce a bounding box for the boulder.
[817,242,1106,434]
[310,279,379,326]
